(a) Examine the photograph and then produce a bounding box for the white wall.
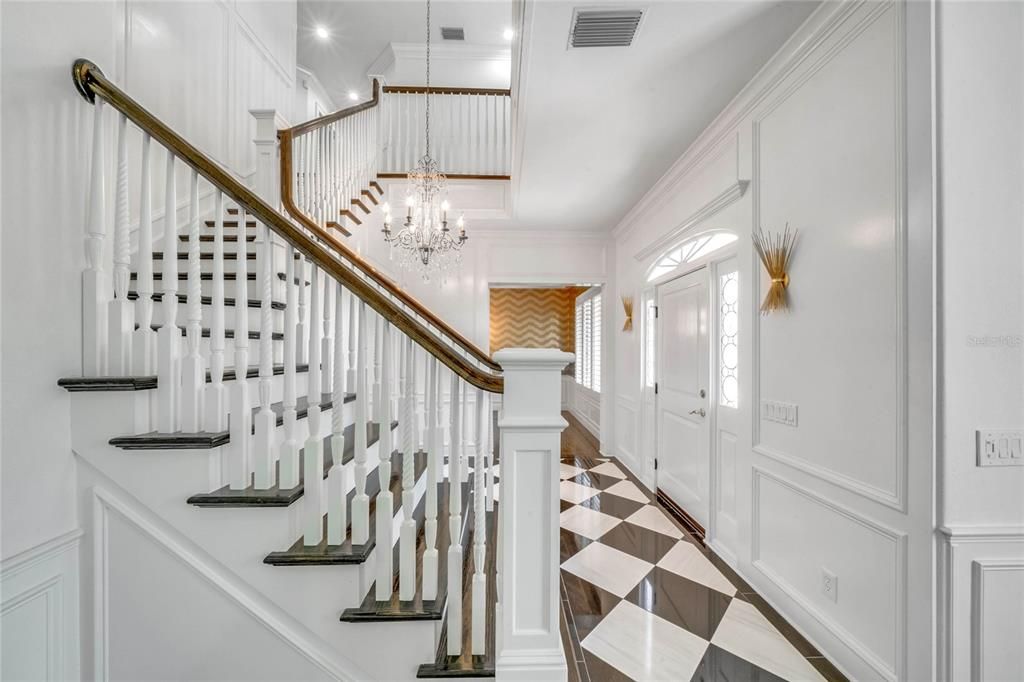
[370,43,511,90]
[935,2,1024,680]
[606,2,934,680]
[1,0,297,674]
[295,64,337,124]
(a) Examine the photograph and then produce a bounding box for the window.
[644,297,656,388]
[647,232,738,282]
[719,269,739,408]
[574,289,602,393]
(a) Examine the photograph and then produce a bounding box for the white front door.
[656,267,710,530]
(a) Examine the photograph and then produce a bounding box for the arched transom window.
[646,232,738,282]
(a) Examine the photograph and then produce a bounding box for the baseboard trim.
[656,488,706,544]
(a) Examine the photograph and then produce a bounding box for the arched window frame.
[644,230,739,284]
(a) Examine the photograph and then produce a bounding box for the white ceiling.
[297,0,818,234]
[511,0,818,233]
[298,0,514,105]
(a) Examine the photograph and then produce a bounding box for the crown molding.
[611,0,867,240]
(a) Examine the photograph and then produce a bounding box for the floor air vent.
[569,8,644,48]
[441,26,465,41]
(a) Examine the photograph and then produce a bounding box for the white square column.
[494,348,573,682]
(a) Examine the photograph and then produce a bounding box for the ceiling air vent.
[441,26,465,41]
[569,8,644,48]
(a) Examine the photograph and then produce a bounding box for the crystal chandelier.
[381,0,467,281]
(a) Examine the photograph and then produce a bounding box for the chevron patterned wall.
[489,287,589,354]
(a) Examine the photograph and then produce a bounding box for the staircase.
[62,59,569,681]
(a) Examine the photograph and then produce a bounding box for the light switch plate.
[762,400,798,427]
[976,429,1024,467]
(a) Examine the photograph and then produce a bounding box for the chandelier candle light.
[381,0,467,281]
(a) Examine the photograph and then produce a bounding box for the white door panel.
[656,268,710,529]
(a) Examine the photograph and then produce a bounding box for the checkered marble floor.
[558,454,836,682]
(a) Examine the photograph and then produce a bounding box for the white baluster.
[133,133,157,375]
[296,248,308,365]
[181,171,204,433]
[351,300,370,545]
[83,98,108,376]
[461,381,470,483]
[303,265,324,544]
[322,271,334,384]
[472,387,487,654]
[346,289,357,389]
[108,112,133,374]
[422,355,439,601]
[447,371,463,656]
[229,206,251,489]
[372,314,383,422]
[399,336,417,600]
[253,222,275,489]
[486,398,495,512]
[158,150,181,432]
[375,320,394,601]
[279,244,300,489]
[328,281,348,545]
[206,193,227,432]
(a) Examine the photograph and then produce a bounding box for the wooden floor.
[556,411,846,682]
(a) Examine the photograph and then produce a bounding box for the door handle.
[689,408,706,418]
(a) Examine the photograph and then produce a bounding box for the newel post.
[493,348,572,682]
[249,109,289,208]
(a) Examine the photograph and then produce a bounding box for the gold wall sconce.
[752,225,798,314]
[621,296,634,332]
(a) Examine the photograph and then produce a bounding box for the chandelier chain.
[425,0,431,159]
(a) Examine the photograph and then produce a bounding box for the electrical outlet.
[762,400,798,427]
[977,429,1024,467]
[821,568,838,603]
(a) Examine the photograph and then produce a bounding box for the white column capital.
[494,348,572,681]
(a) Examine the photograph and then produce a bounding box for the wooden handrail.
[278,85,503,374]
[72,59,503,393]
[382,85,511,97]
[290,79,380,137]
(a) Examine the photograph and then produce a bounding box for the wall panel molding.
[751,468,906,682]
[1,529,82,682]
[89,485,369,681]
[938,527,1024,681]
[750,0,908,512]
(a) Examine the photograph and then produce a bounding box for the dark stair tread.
[108,392,357,449]
[127,291,285,310]
[58,364,310,393]
[340,477,474,623]
[204,219,257,228]
[264,449,428,566]
[417,507,498,678]
[131,272,308,284]
[186,420,398,507]
[58,376,159,392]
[180,233,256,242]
[138,324,285,341]
[153,251,256,260]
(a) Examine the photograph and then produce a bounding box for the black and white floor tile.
[558,451,842,682]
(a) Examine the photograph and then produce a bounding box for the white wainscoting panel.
[615,394,638,464]
[89,485,368,681]
[569,383,600,439]
[752,468,906,681]
[751,1,908,511]
[1,530,82,682]
[939,527,1024,682]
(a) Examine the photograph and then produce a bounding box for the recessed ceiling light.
[315,25,329,40]
[348,91,359,101]
[503,27,515,41]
